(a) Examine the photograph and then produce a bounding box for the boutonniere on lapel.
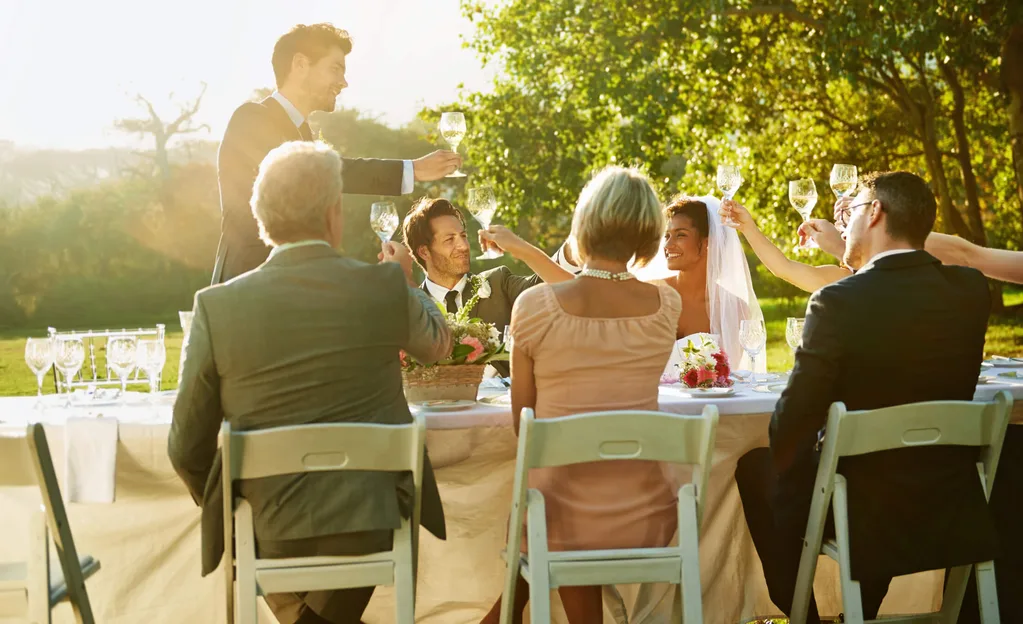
[460,275,491,317]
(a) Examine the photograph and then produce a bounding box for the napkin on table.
[64,416,119,503]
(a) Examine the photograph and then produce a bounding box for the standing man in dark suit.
[735,171,999,623]
[400,198,545,377]
[171,141,452,624]
[213,23,461,284]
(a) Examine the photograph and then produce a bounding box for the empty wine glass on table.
[717,165,744,228]
[54,338,86,407]
[785,317,805,374]
[467,186,503,260]
[370,201,399,243]
[830,164,858,232]
[789,178,819,249]
[24,337,54,408]
[107,337,138,403]
[739,319,767,383]
[135,339,166,401]
[439,112,467,178]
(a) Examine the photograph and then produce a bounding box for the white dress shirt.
[424,274,469,309]
[271,91,415,195]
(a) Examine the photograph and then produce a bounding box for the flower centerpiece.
[677,335,733,389]
[401,275,508,402]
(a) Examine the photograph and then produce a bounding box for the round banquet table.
[1,374,1021,624]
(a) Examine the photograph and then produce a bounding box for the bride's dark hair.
[663,196,709,240]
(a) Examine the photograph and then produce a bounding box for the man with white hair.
[170,141,451,624]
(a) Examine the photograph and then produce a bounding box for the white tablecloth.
[1,376,1021,624]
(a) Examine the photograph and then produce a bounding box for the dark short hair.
[859,171,936,247]
[402,197,466,267]
[272,24,353,89]
[664,196,709,239]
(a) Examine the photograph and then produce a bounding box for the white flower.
[476,277,492,299]
[489,326,501,345]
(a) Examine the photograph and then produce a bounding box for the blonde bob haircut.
[570,166,664,268]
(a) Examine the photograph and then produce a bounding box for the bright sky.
[0,0,494,150]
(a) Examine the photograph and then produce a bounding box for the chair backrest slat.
[225,421,423,481]
[0,430,37,486]
[523,411,713,469]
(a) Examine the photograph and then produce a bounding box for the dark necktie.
[298,121,313,141]
[444,290,459,315]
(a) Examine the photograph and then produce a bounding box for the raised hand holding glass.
[467,186,502,260]
[789,179,819,249]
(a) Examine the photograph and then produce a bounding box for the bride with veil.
[633,194,765,378]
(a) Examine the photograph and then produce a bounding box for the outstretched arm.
[926,233,1023,285]
[720,199,850,293]
[480,226,574,284]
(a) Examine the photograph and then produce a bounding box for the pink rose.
[460,336,485,363]
[682,368,699,388]
[696,366,716,386]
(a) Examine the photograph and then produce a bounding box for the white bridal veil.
[633,195,765,374]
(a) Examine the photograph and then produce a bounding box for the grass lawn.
[1,296,1021,398]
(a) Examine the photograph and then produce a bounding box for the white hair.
[251,141,343,246]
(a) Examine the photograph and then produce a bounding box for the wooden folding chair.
[790,391,1014,624]
[221,415,426,624]
[499,406,719,624]
[0,424,101,624]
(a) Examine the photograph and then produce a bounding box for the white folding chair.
[790,391,1014,624]
[221,415,426,624]
[499,406,719,624]
[0,424,101,624]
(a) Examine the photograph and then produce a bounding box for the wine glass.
[439,112,467,178]
[24,337,54,407]
[717,165,744,228]
[370,201,399,244]
[504,324,513,353]
[135,339,166,399]
[54,338,85,406]
[467,186,502,260]
[107,337,138,403]
[830,164,858,233]
[785,317,805,374]
[739,319,767,383]
[789,179,819,249]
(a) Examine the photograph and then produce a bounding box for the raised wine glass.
[439,112,467,178]
[107,336,138,403]
[24,337,54,408]
[370,201,399,243]
[830,164,858,233]
[789,179,819,249]
[467,186,502,260]
[739,319,767,383]
[785,317,805,374]
[717,165,744,228]
[54,338,85,407]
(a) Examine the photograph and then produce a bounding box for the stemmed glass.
[439,112,467,178]
[135,339,166,401]
[107,337,138,403]
[467,186,502,260]
[504,324,513,353]
[830,164,858,233]
[24,337,54,407]
[785,317,805,374]
[789,179,819,249]
[717,165,744,228]
[54,338,86,407]
[370,201,399,243]
[739,319,767,383]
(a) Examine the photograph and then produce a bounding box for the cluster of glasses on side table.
[24,335,167,409]
[731,317,806,387]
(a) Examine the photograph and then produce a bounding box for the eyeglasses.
[836,200,877,228]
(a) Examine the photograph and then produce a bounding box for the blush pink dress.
[511,281,683,551]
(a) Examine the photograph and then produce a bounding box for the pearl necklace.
[577,267,635,282]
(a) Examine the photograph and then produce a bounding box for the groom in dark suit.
[735,171,999,623]
[401,197,543,377]
[212,23,461,284]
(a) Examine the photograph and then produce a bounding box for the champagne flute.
[136,339,166,400]
[54,338,85,407]
[830,164,858,233]
[107,337,138,403]
[785,317,805,374]
[467,186,502,260]
[24,337,54,407]
[717,165,744,228]
[370,201,399,243]
[789,179,819,249]
[439,112,467,178]
[739,319,767,383]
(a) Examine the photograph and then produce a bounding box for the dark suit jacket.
[423,266,542,377]
[170,244,447,576]
[212,96,404,284]
[769,250,998,579]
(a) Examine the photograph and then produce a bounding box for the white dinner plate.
[478,394,511,406]
[411,400,477,412]
[986,357,1023,368]
[752,383,789,394]
[678,387,737,398]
